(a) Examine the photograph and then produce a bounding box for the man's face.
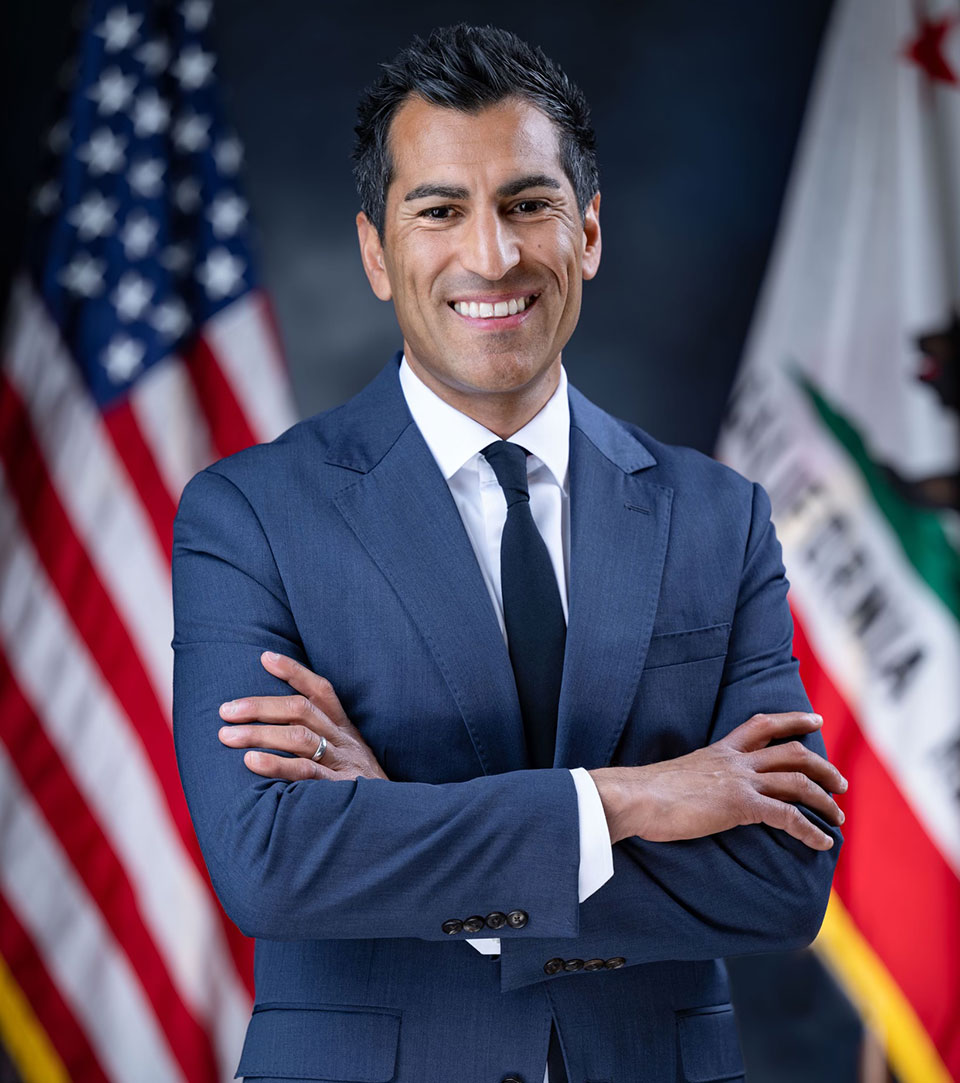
[357,95,601,406]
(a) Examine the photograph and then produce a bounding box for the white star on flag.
[173,111,211,153]
[58,253,106,297]
[213,136,243,175]
[132,90,170,136]
[77,127,127,175]
[160,242,193,273]
[151,296,191,339]
[208,192,247,238]
[128,157,165,198]
[102,333,146,381]
[173,44,215,90]
[136,37,171,76]
[180,0,213,31]
[32,181,60,216]
[174,177,202,213]
[67,192,118,240]
[196,247,244,300]
[87,66,136,115]
[95,5,143,53]
[120,211,159,259]
[112,273,154,321]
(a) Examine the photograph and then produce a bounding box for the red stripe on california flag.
[791,608,960,1076]
[0,655,220,1083]
[0,894,111,1083]
[183,334,258,459]
[102,396,178,561]
[0,374,254,994]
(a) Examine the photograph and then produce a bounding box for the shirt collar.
[398,356,570,489]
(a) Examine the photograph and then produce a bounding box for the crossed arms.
[172,466,843,965]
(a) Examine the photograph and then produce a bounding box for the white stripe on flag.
[2,276,174,716]
[203,290,296,442]
[129,352,217,502]
[0,744,188,1083]
[0,464,250,1075]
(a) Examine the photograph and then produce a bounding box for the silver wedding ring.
[311,735,327,762]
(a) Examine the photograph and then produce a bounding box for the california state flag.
[717,1,960,1079]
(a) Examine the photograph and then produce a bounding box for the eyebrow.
[402,173,564,203]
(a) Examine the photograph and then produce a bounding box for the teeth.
[453,295,533,318]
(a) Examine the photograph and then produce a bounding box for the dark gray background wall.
[3,3,869,1081]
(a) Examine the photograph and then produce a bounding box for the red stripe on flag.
[792,610,960,1076]
[0,892,111,1083]
[183,334,258,459]
[0,375,254,995]
[0,654,220,1083]
[102,396,177,560]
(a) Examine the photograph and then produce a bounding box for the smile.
[449,294,539,319]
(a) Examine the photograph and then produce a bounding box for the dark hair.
[353,25,599,237]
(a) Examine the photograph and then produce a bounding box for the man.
[172,25,845,1083]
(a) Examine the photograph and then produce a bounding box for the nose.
[459,208,520,281]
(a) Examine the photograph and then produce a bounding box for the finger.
[242,749,340,781]
[754,771,845,827]
[751,794,835,851]
[260,652,352,727]
[219,694,338,740]
[751,741,847,793]
[723,712,823,753]
[219,723,339,765]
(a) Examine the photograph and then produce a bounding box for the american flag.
[0,1,295,1079]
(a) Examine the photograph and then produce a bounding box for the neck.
[404,356,562,439]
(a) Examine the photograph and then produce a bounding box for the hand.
[218,651,390,781]
[588,712,846,851]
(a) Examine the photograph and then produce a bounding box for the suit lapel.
[555,390,674,770]
[328,360,527,776]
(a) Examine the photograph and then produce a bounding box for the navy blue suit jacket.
[172,358,840,1082]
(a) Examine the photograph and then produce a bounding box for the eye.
[513,199,547,214]
[419,205,456,220]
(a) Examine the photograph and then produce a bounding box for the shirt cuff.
[570,766,614,902]
[466,767,612,955]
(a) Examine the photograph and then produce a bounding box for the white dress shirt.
[398,355,614,916]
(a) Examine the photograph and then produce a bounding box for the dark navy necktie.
[482,440,570,1083]
[481,440,566,771]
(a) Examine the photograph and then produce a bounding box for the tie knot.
[481,441,530,506]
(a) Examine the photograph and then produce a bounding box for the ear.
[356,211,393,301]
[581,192,601,281]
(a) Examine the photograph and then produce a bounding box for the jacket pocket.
[676,1004,744,1082]
[644,624,731,670]
[236,1004,401,1081]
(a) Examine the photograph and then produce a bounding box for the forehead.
[386,96,565,195]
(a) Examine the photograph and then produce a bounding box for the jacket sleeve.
[499,482,841,991]
[172,467,583,943]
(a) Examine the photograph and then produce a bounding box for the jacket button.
[543,957,564,975]
[563,958,584,972]
[441,919,462,935]
[506,909,528,928]
[583,958,605,971]
[605,956,626,969]
[485,911,507,929]
[462,915,485,933]
[502,1077,524,1083]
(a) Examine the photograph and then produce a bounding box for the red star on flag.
[903,13,959,85]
